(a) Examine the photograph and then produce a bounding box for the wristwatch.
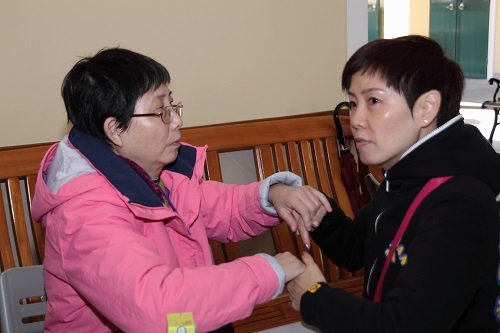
[307,282,322,293]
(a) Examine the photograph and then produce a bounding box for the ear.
[103,117,124,147]
[415,90,441,128]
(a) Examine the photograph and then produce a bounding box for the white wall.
[0,1,348,147]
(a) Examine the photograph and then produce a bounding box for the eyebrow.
[348,87,386,96]
[154,92,171,101]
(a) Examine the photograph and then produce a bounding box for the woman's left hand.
[268,184,331,249]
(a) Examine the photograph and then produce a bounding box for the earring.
[423,120,428,124]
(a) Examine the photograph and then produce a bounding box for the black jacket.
[301,117,500,333]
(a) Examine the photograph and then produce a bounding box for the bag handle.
[373,176,453,303]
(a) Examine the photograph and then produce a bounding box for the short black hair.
[341,35,464,126]
[61,47,171,144]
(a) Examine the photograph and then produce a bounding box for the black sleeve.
[300,282,383,332]
[310,197,369,271]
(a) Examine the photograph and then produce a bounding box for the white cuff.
[259,171,303,215]
[256,253,285,299]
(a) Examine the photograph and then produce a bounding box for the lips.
[355,138,369,149]
[172,136,182,145]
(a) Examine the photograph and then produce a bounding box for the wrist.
[259,171,302,215]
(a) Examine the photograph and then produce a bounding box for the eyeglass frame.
[130,102,183,124]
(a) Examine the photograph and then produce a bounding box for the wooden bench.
[0,111,379,332]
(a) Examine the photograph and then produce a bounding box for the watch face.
[308,283,322,293]
[177,327,187,333]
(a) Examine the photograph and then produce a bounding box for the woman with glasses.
[31,47,331,333]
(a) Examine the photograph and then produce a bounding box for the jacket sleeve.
[195,178,282,242]
[310,197,369,272]
[300,182,497,333]
[57,190,281,333]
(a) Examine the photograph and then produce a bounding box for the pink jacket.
[31,129,288,332]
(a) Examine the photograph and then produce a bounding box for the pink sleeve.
[196,179,281,242]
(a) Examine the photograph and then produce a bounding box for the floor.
[257,322,319,333]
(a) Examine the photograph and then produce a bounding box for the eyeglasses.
[130,102,183,124]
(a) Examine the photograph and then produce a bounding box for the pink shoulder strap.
[373,176,453,303]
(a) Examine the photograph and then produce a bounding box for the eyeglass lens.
[162,103,183,124]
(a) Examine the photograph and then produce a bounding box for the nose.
[170,112,183,130]
[349,104,365,131]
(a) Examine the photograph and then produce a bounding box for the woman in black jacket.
[287,35,500,333]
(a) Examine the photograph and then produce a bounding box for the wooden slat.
[323,258,340,283]
[0,188,15,270]
[285,142,302,177]
[255,145,275,179]
[222,241,242,263]
[324,137,354,219]
[297,140,318,189]
[309,138,342,281]
[209,240,224,265]
[312,139,333,198]
[204,151,227,265]
[271,143,308,255]
[271,143,287,172]
[7,178,34,267]
[269,218,296,254]
[281,142,312,254]
[255,144,296,255]
[204,150,241,263]
[27,174,45,264]
[204,151,223,182]
[296,141,324,266]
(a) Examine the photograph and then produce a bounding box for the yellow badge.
[308,283,322,293]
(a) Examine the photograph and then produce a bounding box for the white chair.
[0,265,46,333]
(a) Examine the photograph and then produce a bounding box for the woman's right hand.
[274,252,306,283]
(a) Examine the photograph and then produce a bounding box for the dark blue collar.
[69,128,197,207]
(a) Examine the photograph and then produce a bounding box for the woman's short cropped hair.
[341,35,464,126]
[61,47,170,144]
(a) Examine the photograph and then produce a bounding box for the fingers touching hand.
[274,252,306,283]
[286,252,326,311]
[269,185,331,249]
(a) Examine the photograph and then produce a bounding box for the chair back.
[0,265,46,333]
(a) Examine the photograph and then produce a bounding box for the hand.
[268,184,332,249]
[287,252,326,311]
[274,252,306,283]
